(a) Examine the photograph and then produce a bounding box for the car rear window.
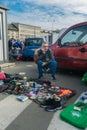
[25,38,44,46]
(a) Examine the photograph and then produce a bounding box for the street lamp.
[51,19,55,44]
[47,19,55,44]
[51,19,55,31]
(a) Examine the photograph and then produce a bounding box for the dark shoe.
[45,105,62,112]
[51,75,56,80]
[40,103,48,108]
[45,100,62,112]
[38,75,43,79]
[40,98,54,108]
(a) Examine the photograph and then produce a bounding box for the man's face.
[43,44,49,51]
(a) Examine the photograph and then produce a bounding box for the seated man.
[35,42,57,80]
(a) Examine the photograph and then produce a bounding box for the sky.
[1,0,87,30]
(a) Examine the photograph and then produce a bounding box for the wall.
[0,6,8,63]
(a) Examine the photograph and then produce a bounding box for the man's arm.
[45,49,54,63]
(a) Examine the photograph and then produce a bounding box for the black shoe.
[45,105,62,112]
[40,98,54,108]
[45,100,62,112]
[38,75,43,79]
[51,75,56,80]
[40,103,48,108]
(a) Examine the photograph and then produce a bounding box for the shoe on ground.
[45,105,62,112]
[38,75,43,79]
[51,75,56,80]
[40,103,48,108]
[40,98,54,108]
[45,100,62,112]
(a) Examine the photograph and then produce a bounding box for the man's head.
[42,42,49,51]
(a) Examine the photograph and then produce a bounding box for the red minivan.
[50,22,87,71]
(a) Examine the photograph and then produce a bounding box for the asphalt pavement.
[0,61,87,130]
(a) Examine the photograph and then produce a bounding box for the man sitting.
[35,42,57,80]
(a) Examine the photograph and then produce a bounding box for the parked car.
[49,22,87,71]
[22,37,44,60]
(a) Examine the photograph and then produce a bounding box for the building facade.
[8,23,42,41]
[0,5,9,63]
[8,22,59,44]
[8,23,18,39]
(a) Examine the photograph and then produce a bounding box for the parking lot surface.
[0,61,86,130]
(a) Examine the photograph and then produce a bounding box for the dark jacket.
[37,49,54,63]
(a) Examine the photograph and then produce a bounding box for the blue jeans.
[37,60,57,77]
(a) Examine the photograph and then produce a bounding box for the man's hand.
[42,62,47,67]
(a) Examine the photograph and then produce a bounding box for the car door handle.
[79,48,87,53]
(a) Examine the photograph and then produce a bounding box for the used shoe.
[45,100,62,112]
[51,75,56,80]
[40,98,54,108]
[38,75,43,79]
[45,105,62,112]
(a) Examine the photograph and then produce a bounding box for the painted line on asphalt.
[0,95,32,130]
[26,65,33,67]
[47,110,82,130]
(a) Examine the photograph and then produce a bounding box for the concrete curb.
[0,63,15,69]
